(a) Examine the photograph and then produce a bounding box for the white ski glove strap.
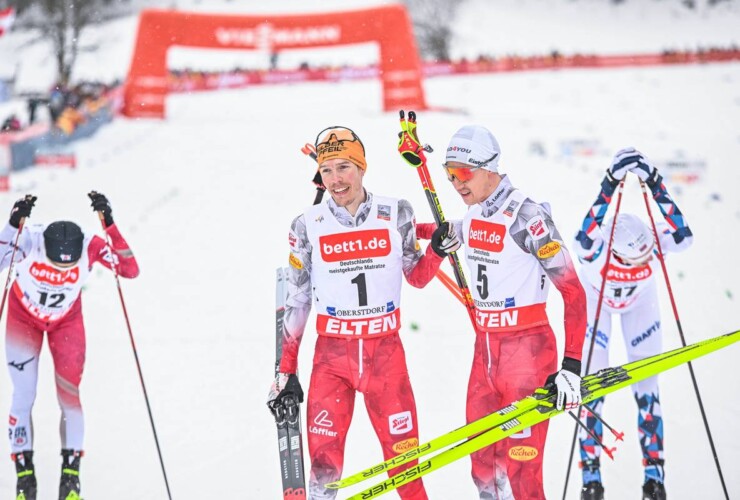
[554,370,582,411]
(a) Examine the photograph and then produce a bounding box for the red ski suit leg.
[307,333,427,500]
[6,293,86,452]
[467,325,557,500]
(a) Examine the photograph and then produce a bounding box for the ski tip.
[399,110,405,120]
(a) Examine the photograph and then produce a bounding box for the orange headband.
[315,126,367,171]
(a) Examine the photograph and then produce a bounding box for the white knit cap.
[445,125,501,171]
[607,214,655,263]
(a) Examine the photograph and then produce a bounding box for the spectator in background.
[1,114,21,132]
[48,84,66,123]
[27,97,42,125]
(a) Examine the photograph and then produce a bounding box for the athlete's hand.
[88,191,114,227]
[9,195,37,229]
[546,357,582,411]
[431,221,461,257]
[398,110,427,167]
[632,156,658,184]
[267,372,304,405]
[607,147,643,182]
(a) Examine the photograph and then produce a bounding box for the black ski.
[270,267,307,500]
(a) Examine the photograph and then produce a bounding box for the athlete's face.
[445,161,501,206]
[319,159,366,215]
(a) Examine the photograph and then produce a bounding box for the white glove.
[431,221,461,257]
[631,155,657,183]
[552,370,582,411]
[608,147,643,181]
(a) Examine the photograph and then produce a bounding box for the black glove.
[9,195,37,229]
[431,221,461,257]
[88,191,113,227]
[545,356,582,387]
[277,373,304,404]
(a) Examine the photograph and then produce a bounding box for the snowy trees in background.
[400,0,734,61]
[2,0,135,84]
[0,0,736,82]
[402,0,465,62]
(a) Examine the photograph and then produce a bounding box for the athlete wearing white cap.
[573,148,693,500]
[417,124,587,500]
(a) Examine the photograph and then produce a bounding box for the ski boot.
[13,450,38,500]
[581,481,605,500]
[580,458,604,500]
[59,449,83,500]
[642,479,666,500]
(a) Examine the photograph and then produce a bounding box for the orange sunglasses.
[443,164,479,183]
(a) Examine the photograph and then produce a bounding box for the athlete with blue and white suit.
[573,148,693,500]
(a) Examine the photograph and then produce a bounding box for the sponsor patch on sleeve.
[289,253,303,270]
[536,241,561,259]
[288,230,299,251]
[526,215,550,241]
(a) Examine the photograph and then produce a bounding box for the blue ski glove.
[607,147,643,182]
[632,156,659,184]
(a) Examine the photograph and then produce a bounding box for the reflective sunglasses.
[443,163,480,183]
[443,152,498,183]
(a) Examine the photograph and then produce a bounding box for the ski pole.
[561,179,625,500]
[639,179,729,499]
[580,403,624,441]
[399,110,481,335]
[434,269,464,306]
[95,212,173,500]
[301,143,326,205]
[0,213,28,322]
[566,411,616,460]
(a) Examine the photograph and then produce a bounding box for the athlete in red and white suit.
[268,127,449,500]
[418,125,586,499]
[0,195,138,458]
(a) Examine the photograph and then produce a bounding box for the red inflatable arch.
[123,6,427,118]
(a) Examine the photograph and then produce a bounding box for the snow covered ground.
[0,1,739,499]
